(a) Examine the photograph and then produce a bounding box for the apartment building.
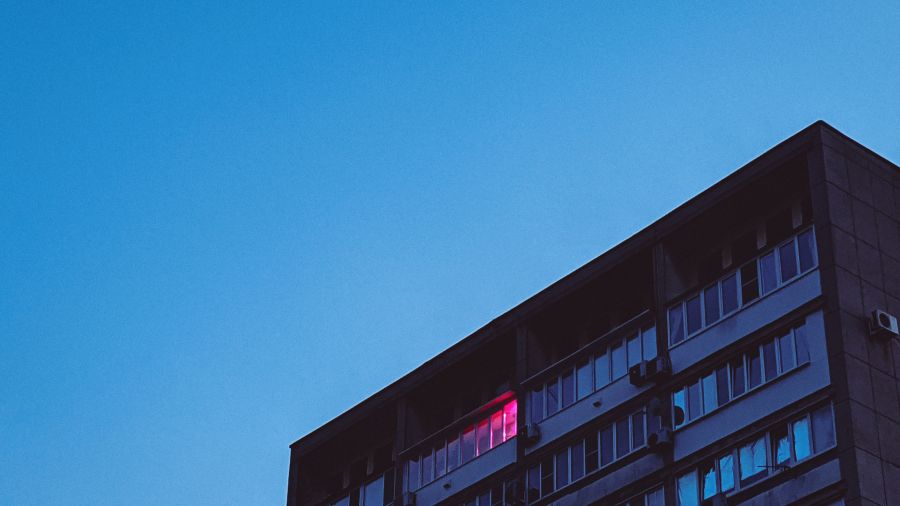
[286,121,900,506]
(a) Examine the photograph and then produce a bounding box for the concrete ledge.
[413,439,516,506]
[736,458,841,506]
[549,453,665,506]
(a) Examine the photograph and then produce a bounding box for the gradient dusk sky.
[2,2,900,505]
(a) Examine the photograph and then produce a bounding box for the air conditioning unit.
[709,492,729,506]
[628,356,672,386]
[647,427,673,452]
[868,309,899,341]
[521,423,541,447]
[401,492,416,506]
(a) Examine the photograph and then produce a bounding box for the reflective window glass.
[687,382,702,421]
[555,449,569,489]
[363,477,384,506]
[731,357,746,397]
[739,437,766,485]
[763,340,778,382]
[491,411,503,448]
[779,241,798,281]
[461,426,476,463]
[530,387,544,423]
[577,360,592,400]
[716,366,730,406]
[447,437,459,471]
[540,457,554,495]
[677,471,698,506]
[616,418,630,458]
[527,466,541,501]
[595,350,610,389]
[773,424,790,465]
[701,461,717,500]
[812,405,836,452]
[779,333,795,372]
[585,432,599,473]
[600,426,614,466]
[612,342,626,379]
[627,334,642,367]
[547,380,559,416]
[435,444,446,478]
[719,453,734,492]
[422,450,433,484]
[798,229,817,272]
[722,274,739,314]
[571,440,585,481]
[704,285,720,325]
[702,373,717,414]
[669,305,685,344]
[748,350,762,389]
[760,252,778,295]
[643,326,657,359]
[795,324,810,364]
[741,262,759,303]
[646,487,665,506]
[561,371,575,408]
[406,457,420,491]
[476,419,490,456]
[632,412,645,448]
[686,295,703,334]
[503,400,517,439]
[793,417,811,460]
[673,388,687,428]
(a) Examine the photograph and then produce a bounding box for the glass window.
[547,380,559,417]
[447,436,459,471]
[406,457,420,491]
[686,295,703,335]
[646,487,665,506]
[476,419,490,456]
[716,365,730,406]
[585,432,599,473]
[687,381,702,421]
[363,476,384,506]
[793,417,812,461]
[461,426,476,463]
[673,388,687,428]
[772,424,790,465]
[612,342,626,379]
[491,411,503,448]
[677,471,698,506]
[490,484,501,506]
[812,405,836,452]
[527,466,541,501]
[632,412,645,448]
[763,340,778,382]
[748,349,762,390]
[627,334,642,367]
[739,437,767,485]
[704,285,720,325]
[731,357,746,397]
[722,274,739,314]
[701,461,717,500]
[571,440,585,481]
[719,453,734,492]
[422,449,434,484]
[577,360,593,400]
[794,324,810,364]
[503,400,517,440]
[779,241,798,282]
[642,326,657,359]
[530,387,544,423]
[616,418,630,458]
[778,333,796,372]
[435,443,446,478]
[759,252,778,295]
[595,350,610,389]
[463,499,475,506]
[600,426,614,466]
[702,373,717,414]
[477,491,490,506]
[669,305,685,344]
[333,496,350,506]
[555,449,569,489]
[741,261,759,303]
[798,229,817,272]
[561,370,575,408]
[540,456,554,495]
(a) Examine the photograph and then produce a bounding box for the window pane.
[363,476,384,506]
[677,471,698,506]
[731,358,746,397]
[688,381,702,421]
[701,461,717,500]
[585,432,599,473]
[632,412,645,448]
[491,411,503,448]
[673,388,687,428]
[741,261,759,303]
[739,437,766,485]
[669,305,685,345]
[571,440,585,481]
[616,418,630,458]
[490,484,502,506]
[702,373,717,414]
[760,252,778,295]
[627,334,642,367]
[779,333,796,372]
[773,424,790,465]
[547,380,559,416]
[794,324,810,364]
[476,419,490,456]
[763,340,778,382]
[642,326,657,359]
[779,241,798,282]
[798,229,817,272]
[406,457,419,491]
[477,491,490,506]
[447,437,459,471]
[334,496,350,506]
[595,350,610,389]
[461,426,476,463]
[793,417,812,460]
[722,274,739,314]
[527,466,541,501]
[600,426,614,466]
[646,487,665,506]
[577,360,593,400]
[748,349,762,389]
[561,370,575,408]
[422,450,434,484]
[435,443,446,477]
[704,285,721,325]
[530,387,544,423]
[812,405,836,452]
[719,454,734,492]
[555,449,569,489]
[540,457,554,495]
[716,366,730,406]
[503,400,517,439]
[612,342,626,379]
[686,295,703,334]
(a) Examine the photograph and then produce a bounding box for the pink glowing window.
[503,399,518,439]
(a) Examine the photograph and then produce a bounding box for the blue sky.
[2,2,899,504]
